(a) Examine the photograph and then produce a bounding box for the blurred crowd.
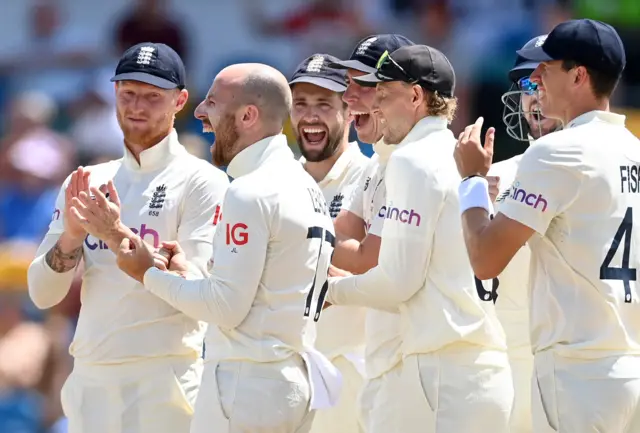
[0,0,638,431]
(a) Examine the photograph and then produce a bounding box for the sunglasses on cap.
[518,76,538,95]
[375,51,418,84]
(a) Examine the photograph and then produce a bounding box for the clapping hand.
[70,180,122,246]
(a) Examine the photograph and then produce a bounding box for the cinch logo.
[378,205,421,226]
[226,223,248,246]
[509,182,548,212]
[85,224,160,250]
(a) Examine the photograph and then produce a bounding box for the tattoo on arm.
[45,241,83,273]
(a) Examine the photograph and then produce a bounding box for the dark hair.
[561,60,619,99]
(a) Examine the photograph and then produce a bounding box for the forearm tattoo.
[45,241,83,273]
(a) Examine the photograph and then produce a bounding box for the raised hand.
[454,117,495,178]
[64,167,92,241]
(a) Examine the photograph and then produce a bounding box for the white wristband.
[458,176,495,216]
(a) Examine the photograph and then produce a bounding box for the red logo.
[226,223,248,245]
[213,204,222,226]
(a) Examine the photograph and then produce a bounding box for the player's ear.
[175,89,189,112]
[412,84,426,108]
[241,104,260,128]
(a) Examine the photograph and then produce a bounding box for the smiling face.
[520,90,561,139]
[194,78,241,167]
[529,60,573,123]
[343,69,382,144]
[373,81,417,145]
[290,82,349,162]
[115,80,187,147]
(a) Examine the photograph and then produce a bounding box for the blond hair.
[425,90,458,122]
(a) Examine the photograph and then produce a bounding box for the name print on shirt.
[307,187,329,217]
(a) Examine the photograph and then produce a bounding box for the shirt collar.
[227,134,293,179]
[373,139,395,164]
[565,110,626,129]
[398,116,449,147]
[315,142,362,187]
[122,129,186,172]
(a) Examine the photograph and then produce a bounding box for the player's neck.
[124,129,171,164]
[563,98,610,126]
[304,140,349,183]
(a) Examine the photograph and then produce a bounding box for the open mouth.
[300,126,327,146]
[201,120,214,133]
[352,111,372,130]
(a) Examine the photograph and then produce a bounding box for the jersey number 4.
[304,226,336,321]
[600,206,636,303]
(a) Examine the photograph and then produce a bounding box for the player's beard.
[212,112,239,167]
[117,110,172,150]
[296,122,345,162]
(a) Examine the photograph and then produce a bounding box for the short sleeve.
[499,140,583,235]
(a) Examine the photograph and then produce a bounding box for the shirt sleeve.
[327,154,443,310]
[498,140,583,235]
[143,182,270,328]
[27,176,77,309]
[342,171,366,219]
[177,167,229,278]
[368,209,384,237]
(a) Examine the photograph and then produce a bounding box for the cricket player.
[89,63,339,433]
[327,44,512,433]
[289,53,369,433]
[328,34,413,431]
[26,43,230,433]
[482,34,563,433]
[454,19,640,432]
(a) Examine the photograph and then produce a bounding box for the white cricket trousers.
[358,362,402,433]
[309,355,364,433]
[533,351,640,432]
[371,346,513,433]
[508,351,535,433]
[190,355,315,433]
[61,356,202,433]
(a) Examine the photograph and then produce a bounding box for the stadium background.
[0,0,638,431]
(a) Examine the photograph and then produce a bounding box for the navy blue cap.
[517,19,625,77]
[111,42,186,90]
[508,35,548,83]
[353,45,456,97]
[289,54,348,92]
[329,34,414,74]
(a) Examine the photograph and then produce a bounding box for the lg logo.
[226,223,248,246]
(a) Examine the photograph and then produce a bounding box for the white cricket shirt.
[327,117,507,356]
[144,134,336,364]
[306,142,369,361]
[484,155,532,357]
[499,110,640,359]
[343,140,403,379]
[27,130,230,365]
